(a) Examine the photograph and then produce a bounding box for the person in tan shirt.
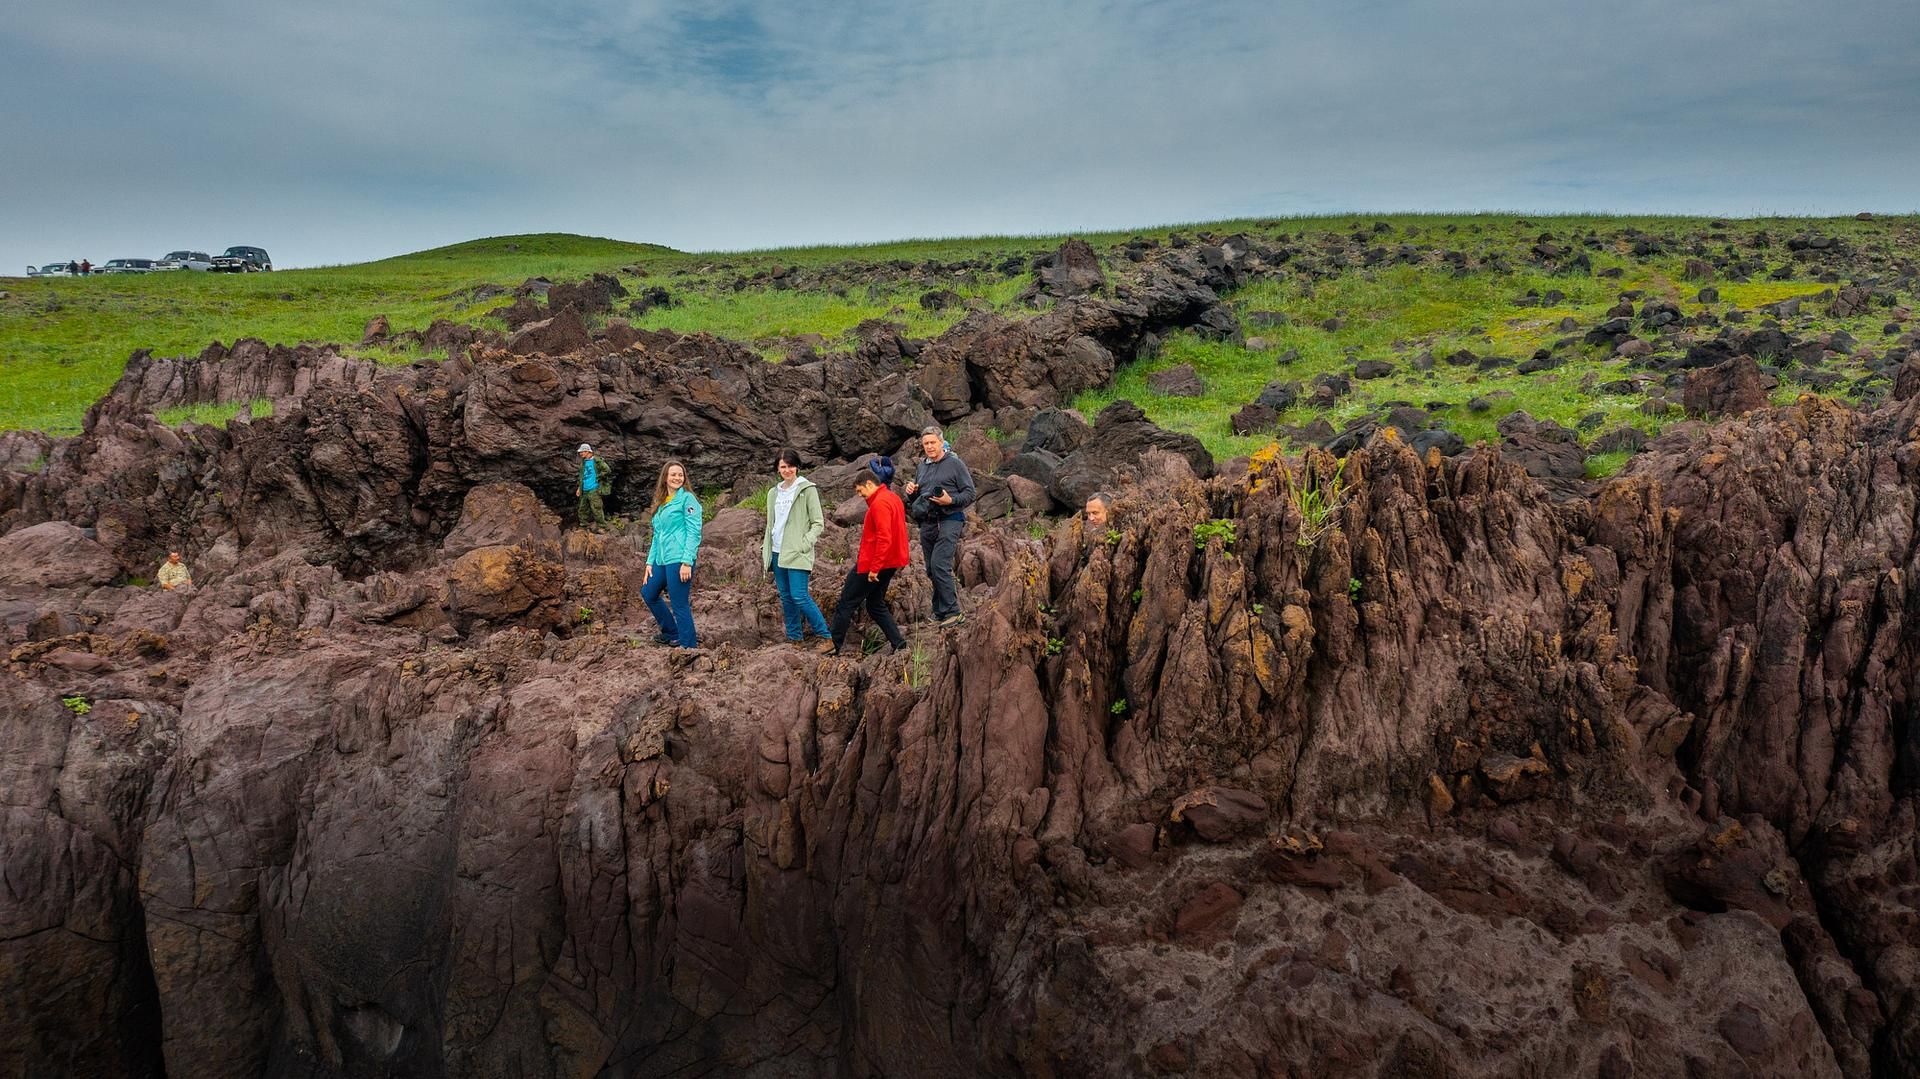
[156,551,192,590]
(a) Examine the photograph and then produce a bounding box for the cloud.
[2,0,1915,270]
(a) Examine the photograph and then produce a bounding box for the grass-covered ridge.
[0,233,668,433]
[2,215,1914,447]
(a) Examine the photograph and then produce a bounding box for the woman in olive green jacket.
[760,448,832,648]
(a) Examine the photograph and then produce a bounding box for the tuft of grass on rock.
[154,397,275,428]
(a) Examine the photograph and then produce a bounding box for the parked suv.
[157,250,213,271]
[99,258,158,273]
[210,246,272,272]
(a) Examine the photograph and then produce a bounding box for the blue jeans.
[770,557,831,640]
[642,562,697,647]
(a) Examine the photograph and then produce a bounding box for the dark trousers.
[831,568,906,650]
[919,517,964,619]
[641,563,697,647]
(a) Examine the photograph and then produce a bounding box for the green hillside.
[2,216,1914,462]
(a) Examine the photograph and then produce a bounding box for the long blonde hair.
[651,460,689,511]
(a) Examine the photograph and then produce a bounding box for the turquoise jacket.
[646,487,703,566]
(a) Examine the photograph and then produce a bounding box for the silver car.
[99,258,158,274]
[27,263,74,277]
[156,250,213,271]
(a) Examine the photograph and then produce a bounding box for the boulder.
[1024,238,1105,302]
[1169,787,1269,842]
[1230,403,1278,436]
[1004,474,1052,513]
[546,274,625,317]
[0,522,121,588]
[491,295,545,330]
[1049,401,1214,507]
[1255,380,1300,412]
[506,309,592,356]
[1684,355,1777,417]
[445,544,563,624]
[1146,364,1205,397]
[1353,359,1394,379]
[440,483,563,559]
[360,315,391,345]
[1022,409,1092,456]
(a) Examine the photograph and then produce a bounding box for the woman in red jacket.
[830,457,911,655]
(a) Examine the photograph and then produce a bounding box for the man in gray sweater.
[903,424,975,626]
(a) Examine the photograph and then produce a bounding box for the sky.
[4,0,1917,270]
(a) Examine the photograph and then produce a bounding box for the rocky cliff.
[3,246,1918,1078]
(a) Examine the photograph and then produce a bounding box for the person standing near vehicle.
[642,460,702,648]
[831,458,910,655]
[67,260,79,275]
[574,443,608,530]
[760,448,834,651]
[903,425,975,626]
[79,259,90,275]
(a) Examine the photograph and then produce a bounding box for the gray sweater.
[913,452,976,522]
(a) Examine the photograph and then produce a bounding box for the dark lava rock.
[1230,403,1278,435]
[1354,359,1394,380]
[1409,428,1466,457]
[1255,380,1301,412]
[1684,355,1777,417]
[1147,364,1206,397]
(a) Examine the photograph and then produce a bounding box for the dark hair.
[863,456,895,486]
[776,448,804,470]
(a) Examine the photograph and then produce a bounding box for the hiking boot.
[813,640,837,655]
[653,633,675,645]
[939,612,967,628]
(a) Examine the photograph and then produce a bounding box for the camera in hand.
[909,485,946,522]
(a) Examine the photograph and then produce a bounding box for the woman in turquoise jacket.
[643,460,703,647]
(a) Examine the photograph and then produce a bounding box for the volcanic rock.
[1684,356,1777,417]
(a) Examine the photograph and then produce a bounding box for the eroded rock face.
[4,265,1920,1077]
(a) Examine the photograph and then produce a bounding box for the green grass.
[1072,218,1915,460]
[4,215,1913,440]
[154,397,275,428]
[631,276,1026,356]
[1,234,667,433]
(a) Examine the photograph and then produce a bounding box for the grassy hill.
[2,217,1914,469]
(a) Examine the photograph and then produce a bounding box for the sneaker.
[939,612,966,628]
[653,633,674,645]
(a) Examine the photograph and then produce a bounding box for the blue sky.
[3,0,1916,269]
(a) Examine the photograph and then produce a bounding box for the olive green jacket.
[760,477,825,572]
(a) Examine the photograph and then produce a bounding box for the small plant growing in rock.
[1347,577,1363,601]
[1131,589,1143,605]
[1252,603,1266,615]
[576,605,594,623]
[1110,698,1128,715]
[1192,519,1237,550]
[1026,521,1049,540]
[1104,528,1122,546]
[904,646,931,688]
[1045,637,1064,656]
[61,696,90,716]
[1286,457,1349,549]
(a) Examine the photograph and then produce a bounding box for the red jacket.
[856,486,911,573]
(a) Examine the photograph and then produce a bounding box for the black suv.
[210,246,273,272]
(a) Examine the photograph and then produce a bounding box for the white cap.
[577,443,593,453]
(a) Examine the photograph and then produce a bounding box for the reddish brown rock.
[1683,354,1776,417]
